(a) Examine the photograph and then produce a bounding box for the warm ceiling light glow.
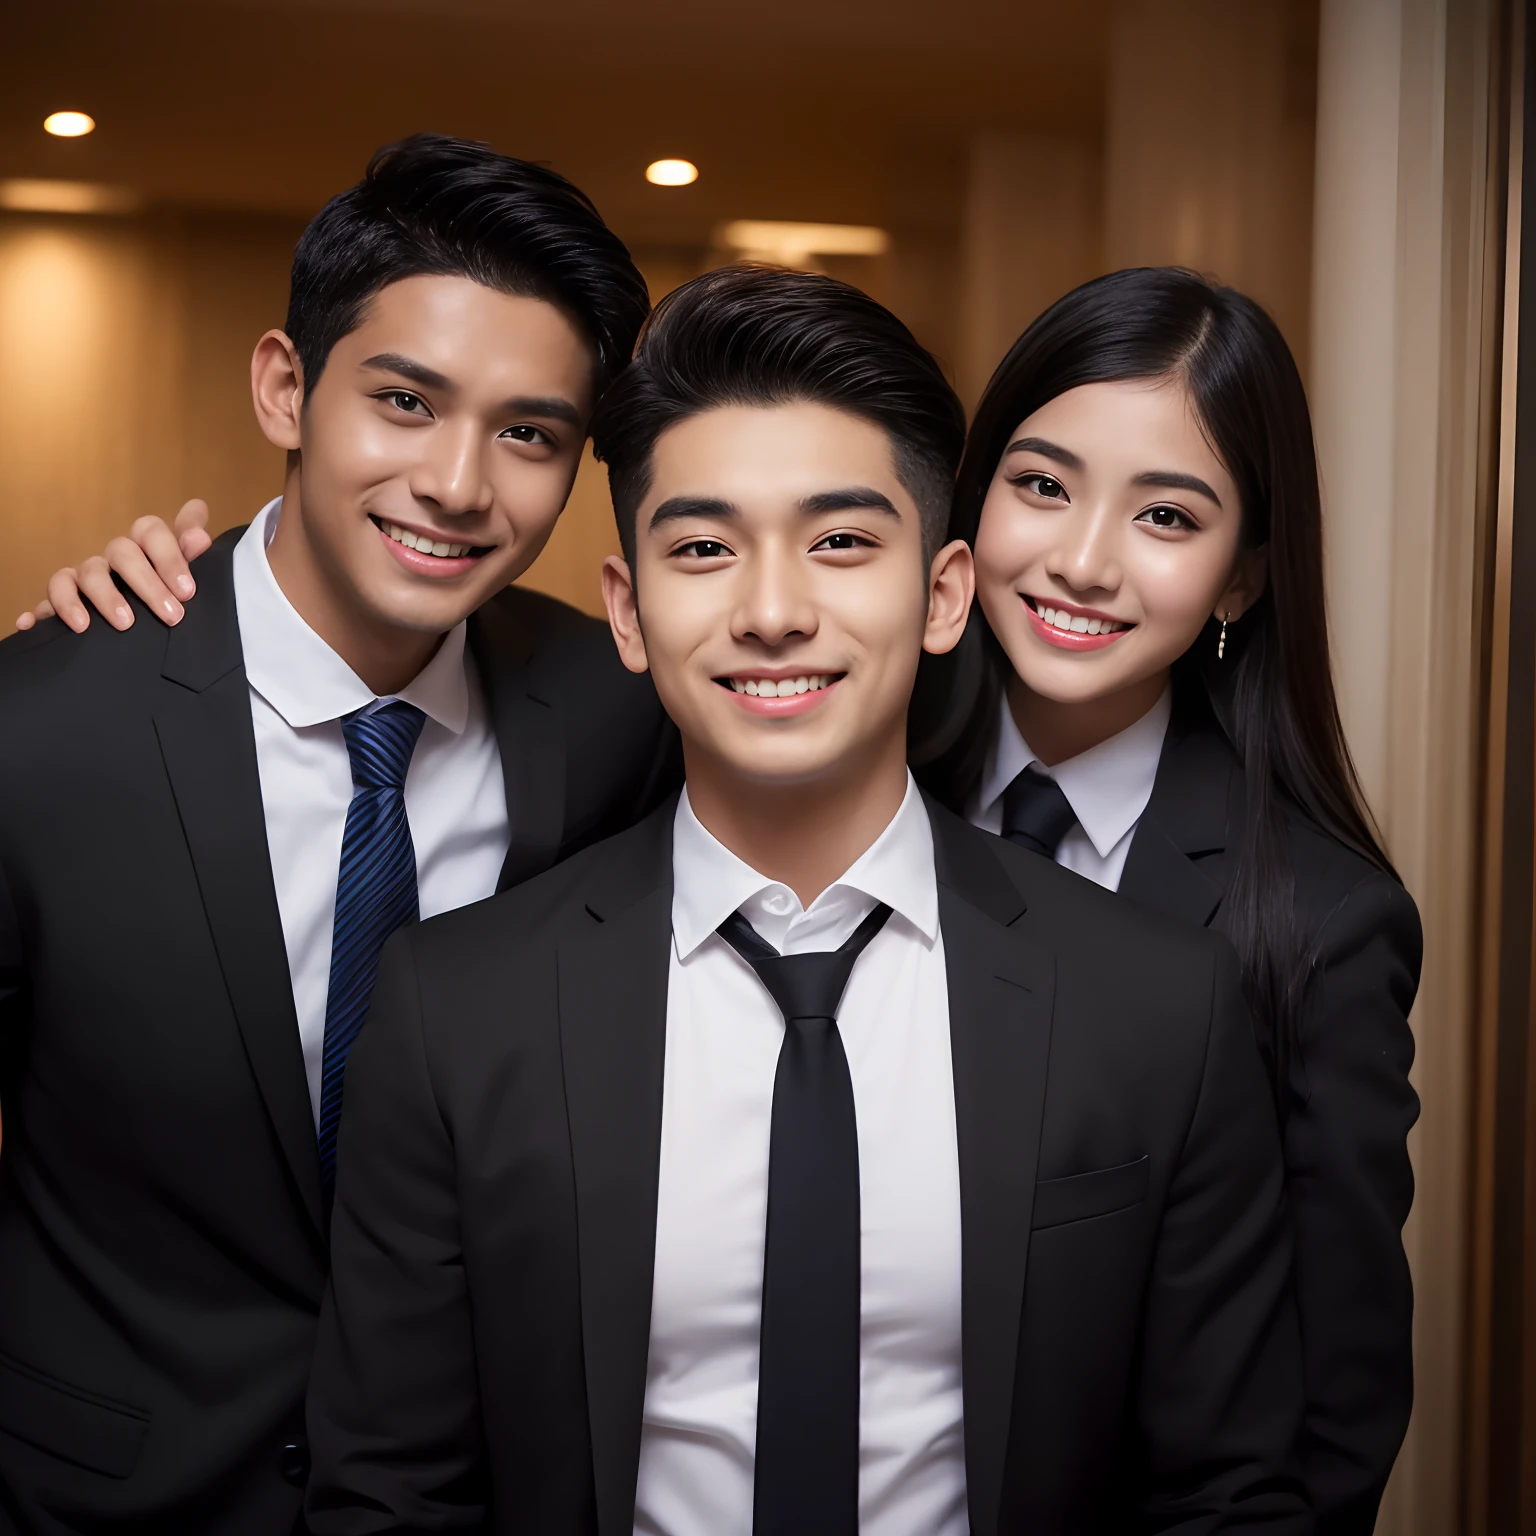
[43,111,95,138]
[646,158,698,187]
[718,220,891,265]
[0,180,139,215]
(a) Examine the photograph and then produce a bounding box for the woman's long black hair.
[913,266,1397,1108]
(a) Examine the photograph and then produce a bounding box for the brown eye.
[1135,504,1196,531]
[1018,472,1068,501]
[499,424,550,445]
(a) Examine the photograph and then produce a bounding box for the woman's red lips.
[1022,595,1134,652]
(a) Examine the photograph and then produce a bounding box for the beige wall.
[956,133,1103,410]
[1104,0,1318,371]
[1309,0,1509,1529]
[950,0,1319,424]
[0,209,295,623]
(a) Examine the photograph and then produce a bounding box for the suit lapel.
[468,595,567,891]
[153,538,324,1241]
[1116,699,1236,929]
[928,803,1055,1536]
[1117,812,1224,927]
[556,809,674,1536]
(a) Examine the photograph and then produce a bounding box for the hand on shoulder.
[14,500,213,635]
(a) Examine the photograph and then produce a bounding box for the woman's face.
[973,377,1264,710]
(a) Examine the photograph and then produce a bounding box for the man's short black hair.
[285,132,650,397]
[591,266,964,563]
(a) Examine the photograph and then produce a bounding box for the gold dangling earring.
[1218,613,1229,660]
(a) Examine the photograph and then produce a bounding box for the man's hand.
[15,499,214,633]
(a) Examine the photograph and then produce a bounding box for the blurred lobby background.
[2,0,1534,1529]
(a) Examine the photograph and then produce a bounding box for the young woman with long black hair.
[914,265,1420,1535]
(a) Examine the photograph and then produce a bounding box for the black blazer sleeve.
[0,848,23,1058]
[1288,870,1420,1534]
[0,848,24,1154]
[305,935,487,1534]
[1135,941,1307,1531]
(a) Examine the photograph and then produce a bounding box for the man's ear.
[251,330,305,451]
[1215,544,1269,624]
[601,554,650,676]
[922,539,975,656]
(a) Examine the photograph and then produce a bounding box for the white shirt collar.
[231,497,470,734]
[975,686,1172,859]
[671,772,939,959]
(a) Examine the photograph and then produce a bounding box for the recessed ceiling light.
[44,111,95,138]
[646,159,698,187]
[0,179,139,215]
[717,220,890,264]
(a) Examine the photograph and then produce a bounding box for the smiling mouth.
[1024,596,1132,637]
[717,673,843,698]
[370,515,491,561]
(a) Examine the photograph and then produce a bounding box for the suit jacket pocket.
[0,1349,149,1479]
[1032,1154,1150,1230]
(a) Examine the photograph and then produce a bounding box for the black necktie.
[1001,764,1077,860]
[716,900,893,1536]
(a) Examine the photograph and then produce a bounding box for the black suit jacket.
[306,795,1309,1535]
[0,530,676,1534]
[1118,693,1421,1536]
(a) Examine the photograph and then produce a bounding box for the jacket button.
[279,1440,311,1487]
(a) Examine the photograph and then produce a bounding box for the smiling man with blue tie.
[0,136,676,1534]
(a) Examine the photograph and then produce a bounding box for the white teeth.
[1035,600,1125,636]
[382,522,473,558]
[730,674,832,696]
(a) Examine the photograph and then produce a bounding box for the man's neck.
[1007,668,1169,768]
[682,734,911,910]
[266,476,445,697]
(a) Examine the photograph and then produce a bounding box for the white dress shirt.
[969,687,1172,892]
[231,499,510,1120]
[636,776,966,1536]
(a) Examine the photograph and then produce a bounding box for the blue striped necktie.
[317,700,426,1190]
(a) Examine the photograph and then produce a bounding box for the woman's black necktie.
[715,899,893,1536]
[1001,764,1077,860]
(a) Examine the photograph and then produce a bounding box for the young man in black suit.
[0,136,675,1533]
[306,267,1309,1535]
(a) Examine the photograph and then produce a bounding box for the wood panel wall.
[0,208,295,623]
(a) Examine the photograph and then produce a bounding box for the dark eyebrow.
[801,487,900,518]
[362,354,582,427]
[498,394,583,427]
[1001,436,1085,473]
[648,495,738,530]
[1004,436,1223,509]
[1133,470,1222,507]
[360,353,453,392]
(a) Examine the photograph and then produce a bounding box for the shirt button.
[765,892,793,915]
[279,1439,310,1487]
